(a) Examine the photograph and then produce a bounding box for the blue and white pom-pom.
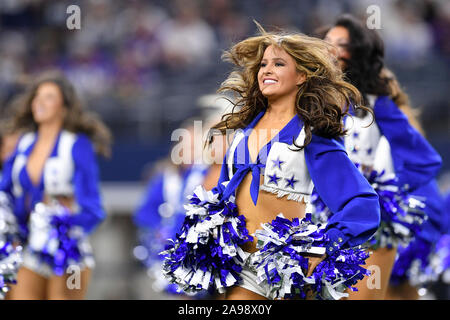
[311,167,427,249]
[0,192,20,242]
[160,185,253,294]
[390,237,434,287]
[0,240,23,299]
[430,235,450,284]
[249,213,370,300]
[363,168,426,248]
[310,189,331,225]
[0,192,23,299]
[134,227,173,269]
[391,235,450,289]
[134,227,187,296]
[26,202,94,276]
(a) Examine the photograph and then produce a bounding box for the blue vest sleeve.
[445,192,450,234]
[133,172,165,228]
[0,140,21,212]
[374,96,442,191]
[305,134,380,253]
[0,149,17,197]
[69,134,106,234]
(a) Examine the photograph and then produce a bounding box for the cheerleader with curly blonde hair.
[161,22,381,300]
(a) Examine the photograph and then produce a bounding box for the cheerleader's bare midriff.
[235,171,306,254]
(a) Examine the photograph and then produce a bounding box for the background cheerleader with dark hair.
[384,122,450,300]
[315,14,443,299]
[363,90,449,299]
[0,71,111,299]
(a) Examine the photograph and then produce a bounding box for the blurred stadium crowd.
[0,0,449,182]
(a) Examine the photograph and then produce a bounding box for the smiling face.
[324,26,351,70]
[31,82,66,126]
[257,44,305,102]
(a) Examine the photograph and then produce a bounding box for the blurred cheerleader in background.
[160,23,381,300]
[0,71,111,299]
[383,102,450,299]
[133,120,209,297]
[316,14,442,299]
[133,95,231,297]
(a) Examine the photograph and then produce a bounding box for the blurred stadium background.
[0,0,448,299]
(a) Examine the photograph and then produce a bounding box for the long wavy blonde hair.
[209,22,370,149]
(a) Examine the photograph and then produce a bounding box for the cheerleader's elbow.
[363,192,381,227]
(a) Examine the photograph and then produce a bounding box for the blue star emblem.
[353,131,359,138]
[285,175,298,189]
[272,157,284,170]
[268,173,281,186]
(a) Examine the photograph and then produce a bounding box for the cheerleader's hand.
[306,254,327,277]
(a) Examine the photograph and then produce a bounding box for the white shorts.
[235,251,272,299]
